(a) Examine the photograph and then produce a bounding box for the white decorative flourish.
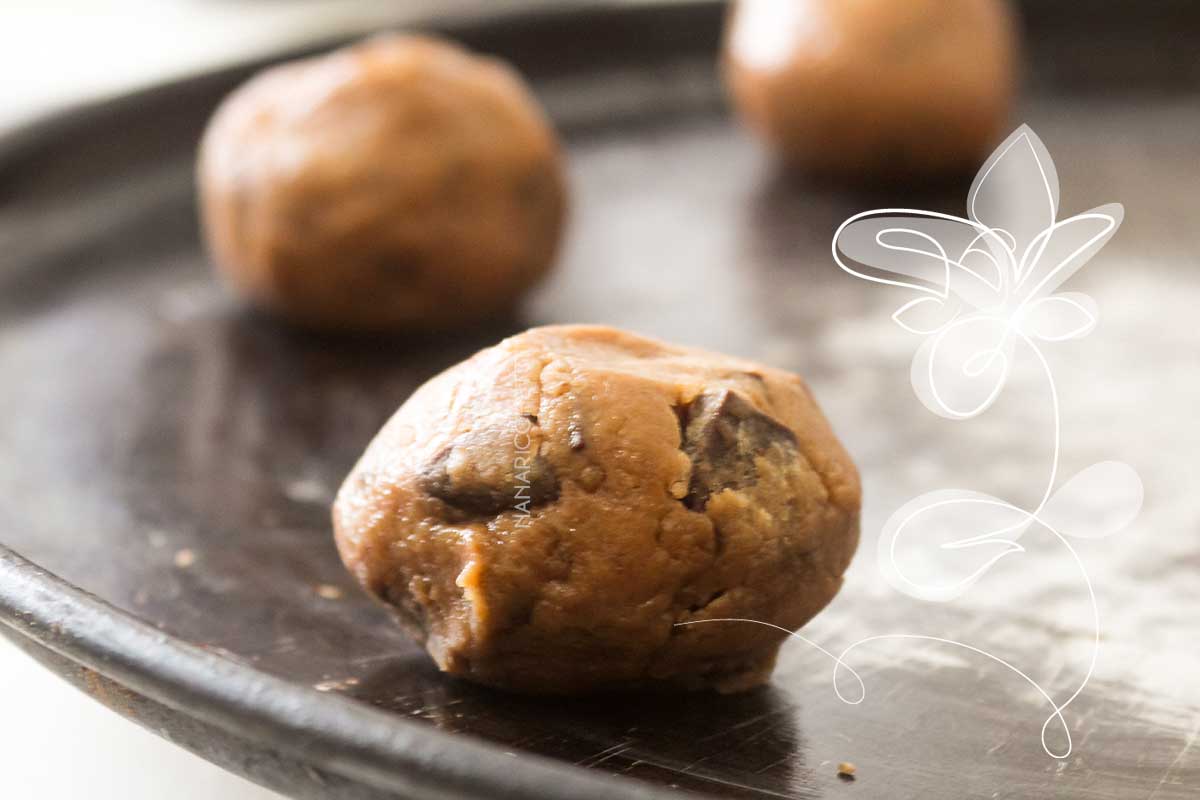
[678,126,1143,760]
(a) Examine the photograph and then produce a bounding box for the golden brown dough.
[333,325,860,693]
[198,34,566,331]
[724,0,1017,176]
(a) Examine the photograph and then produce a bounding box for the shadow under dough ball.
[724,0,1017,177]
[333,325,861,694]
[198,35,567,331]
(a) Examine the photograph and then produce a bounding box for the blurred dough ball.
[724,0,1017,176]
[198,34,567,331]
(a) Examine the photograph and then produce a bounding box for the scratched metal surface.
[0,2,1198,798]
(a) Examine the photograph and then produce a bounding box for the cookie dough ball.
[198,35,567,331]
[333,325,860,693]
[724,0,1017,176]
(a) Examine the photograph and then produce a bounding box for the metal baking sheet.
[1,2,1197,798]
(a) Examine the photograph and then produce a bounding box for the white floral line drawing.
[678,126,1143,759]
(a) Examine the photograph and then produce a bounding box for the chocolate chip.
[679,390,797,510]
[420,439,560,519]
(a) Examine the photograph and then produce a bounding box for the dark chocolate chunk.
[420,439,559,519]
[680,390,798,510]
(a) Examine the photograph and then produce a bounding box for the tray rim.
[0,547,674,800]
[0,2,724,798]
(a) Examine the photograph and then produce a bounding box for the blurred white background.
[0,0,512,132]
[0,637,284,798]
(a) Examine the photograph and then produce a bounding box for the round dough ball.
[198,35,567,331]
[724,0,1017,176]
[333,325,860,693]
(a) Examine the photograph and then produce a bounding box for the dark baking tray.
[1,2,1198,798]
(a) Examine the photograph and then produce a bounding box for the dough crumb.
[286,478,329,504]
[837,761,856,780]
[315,584,343,600]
